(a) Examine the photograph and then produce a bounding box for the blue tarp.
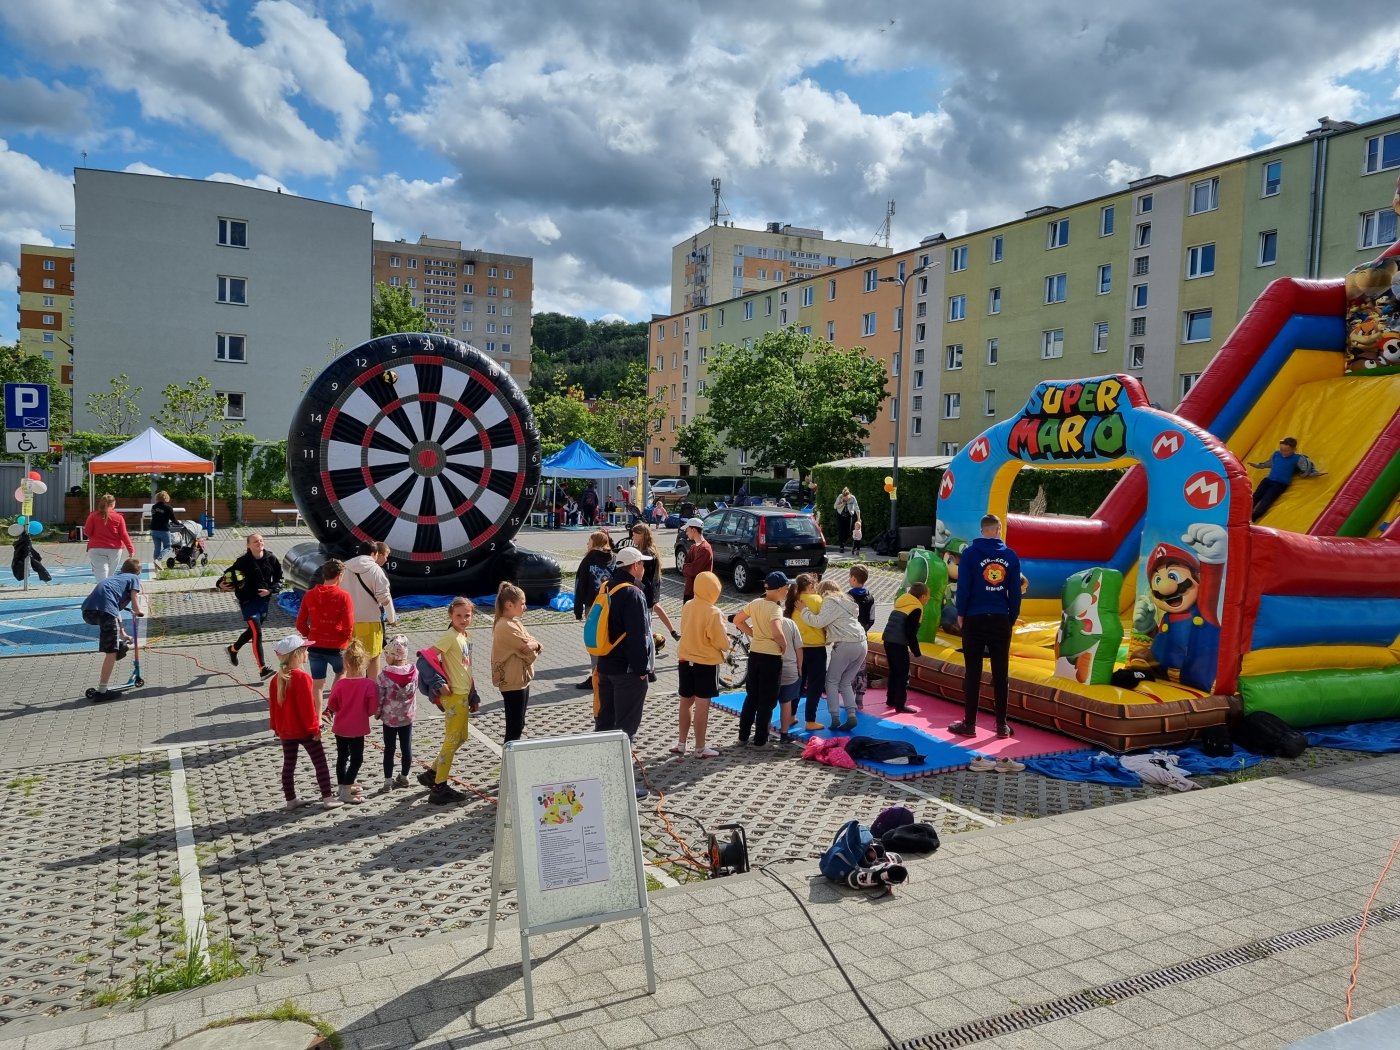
[1305,720,1400,753]
[1023,745,1267,785]
[541,439,626,478]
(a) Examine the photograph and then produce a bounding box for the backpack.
[1231,710,1308,759]
[870,806,915,838]
[583,582,632,657]
[880,822,941,855]
[819,819,882,881]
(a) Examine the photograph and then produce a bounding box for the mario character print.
[1130,523,1226,692]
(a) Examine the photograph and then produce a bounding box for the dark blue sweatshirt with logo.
[955,537,1022,620]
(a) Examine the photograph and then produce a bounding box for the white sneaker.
[695,746,720,759]
[968,756,997,772]
[668,742,685,755]
[995,757,1027,773]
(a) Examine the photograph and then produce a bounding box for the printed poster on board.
[531,778,610,891]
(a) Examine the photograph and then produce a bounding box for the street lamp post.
[878,264,928,546]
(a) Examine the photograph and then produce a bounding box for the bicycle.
[717,617,750,690]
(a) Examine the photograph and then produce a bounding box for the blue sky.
[1,0,1398,334]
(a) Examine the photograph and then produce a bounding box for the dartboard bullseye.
[287,333,554,596]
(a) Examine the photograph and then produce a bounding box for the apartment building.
[370,236,534,387]
[671,222,890,312]
[650,112,1400,475]
[16,244,75,389]
[72,169,371,439]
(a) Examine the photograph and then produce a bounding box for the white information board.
[485,731,655,1018]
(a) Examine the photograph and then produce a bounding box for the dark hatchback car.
[674,507,827,591]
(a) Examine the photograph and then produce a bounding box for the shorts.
[308,647,344,679]
[352,621,384,658]
[83,609,122,653]
[677,660,718,700]
[777,680,801,705]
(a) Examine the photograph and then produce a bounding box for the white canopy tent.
[86,428,215,518]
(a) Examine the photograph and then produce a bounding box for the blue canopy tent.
[539,439,632,526]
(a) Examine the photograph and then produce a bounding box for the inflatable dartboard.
[287,332,558,598]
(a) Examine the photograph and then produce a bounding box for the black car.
[674,507,827,591]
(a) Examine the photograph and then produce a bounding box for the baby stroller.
[166,520,209,568]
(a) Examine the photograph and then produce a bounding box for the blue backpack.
[819,820,878,882]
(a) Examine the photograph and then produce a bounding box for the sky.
[1,0,1399,333]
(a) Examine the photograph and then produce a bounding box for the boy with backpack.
[848,564,876,710]
[588,547,655,797]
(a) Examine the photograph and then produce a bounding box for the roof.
[87,428,214,474]
[816,456,954,471]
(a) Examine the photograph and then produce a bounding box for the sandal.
[668,743,685,755]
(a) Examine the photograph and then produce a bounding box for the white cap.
[685,517,705,529]
[273,633,314,657]
[614,546,653,566]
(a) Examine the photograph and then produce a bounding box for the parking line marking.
[166,748,211,966]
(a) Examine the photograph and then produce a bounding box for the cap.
[764,571,790,590]
[685,517,705,529]
[1147,542,1198,575]
[614,546,653,566]
[383,635,410,661]
[273,634,314,657]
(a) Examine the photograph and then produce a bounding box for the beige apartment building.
[16,244,75,389]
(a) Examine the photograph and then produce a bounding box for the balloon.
[884,481,894,493]
[26,471,39,481]
[27,479,47,495]
[6,523,19,537]
[15,515,25,526]
[884,476,893,485]
[12,487,23,503]
[27,520,42,536]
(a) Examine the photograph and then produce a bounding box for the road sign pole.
[21,453,29,593]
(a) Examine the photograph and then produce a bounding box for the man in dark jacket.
[217,532,284,678]
[950,515,1022,738]
[595,546,655,797]
[680,517,712,602]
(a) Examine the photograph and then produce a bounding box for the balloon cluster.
[884,474,896,497]
[9,471,47,537]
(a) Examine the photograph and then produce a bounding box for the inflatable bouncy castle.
[871,184,1400,751]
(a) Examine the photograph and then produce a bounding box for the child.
[491,582,543,743]
[788,574,828,731]
[1249,436,1309,521]
[295,558,355,718]
[733,571,789,747]
[883,583,931,713]
[673,570,731,758]
[775,588,804,742]
[418,597,479,804]
[376,635,417,791]
[326,640,378,804]
[847,565,877,710]
[80,557,144,702]
[850,514,864,558]
[800,579,867,731]
[269,634,341,810]
[573,530,615,689]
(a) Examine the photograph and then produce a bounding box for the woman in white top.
[832,487,860,553]
[800,579,866,731]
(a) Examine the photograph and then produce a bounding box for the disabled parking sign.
[4,383,49,430]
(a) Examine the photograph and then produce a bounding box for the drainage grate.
[890,903,1400,1050]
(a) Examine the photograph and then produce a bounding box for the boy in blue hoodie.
[949,515,1022,738]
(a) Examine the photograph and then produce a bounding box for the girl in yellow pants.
[420,598,478,804]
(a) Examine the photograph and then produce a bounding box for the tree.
[705,328,889,477]
[674,415,724,482]
[153,376,240,436]
[527,372,595,456]
[370,281,430,337]
[589,360,663,462]
[84,371,142,436]
[529,312,645,398]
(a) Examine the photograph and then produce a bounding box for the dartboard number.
[457,559,469,568]
[326,520,338,529]
[355,357,367,367]
[310,486,318,496]
[302,449,316,459]
[330,382,339,391]
[309,412,322,423]
[389,561,397,571]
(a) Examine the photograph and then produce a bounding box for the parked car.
[648,478,691,500]
[674,506,827,591]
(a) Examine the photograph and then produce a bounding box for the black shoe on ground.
[428,783,462,805]
[635,786,649,800]
[226,645,239,667]
[997,723,1014,738]
[417,769,438,789]
[948,721,977,737]
[259,666,275,680]
[89,689,112,703]
[575,677,593,690]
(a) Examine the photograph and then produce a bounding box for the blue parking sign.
[4,383,49,430]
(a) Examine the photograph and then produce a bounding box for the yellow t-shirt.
[434,628,473,696]
[744,598,784,656]
[796,593,826,646]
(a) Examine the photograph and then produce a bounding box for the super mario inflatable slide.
[872,218,1400,751]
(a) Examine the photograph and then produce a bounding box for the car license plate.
[785,558,809,567]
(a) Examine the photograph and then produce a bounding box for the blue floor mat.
[1023,744,1266,785]
[1305,719,1400,753]
[708,691,980,778]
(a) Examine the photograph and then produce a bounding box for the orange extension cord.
[1346,830,1400,1022]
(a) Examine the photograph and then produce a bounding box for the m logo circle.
[939,470,955,501]
[969,437,990,463]
[1151,430,1185,460]
[1183,470,1226,509]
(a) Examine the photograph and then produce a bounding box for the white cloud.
[0,76,91,136]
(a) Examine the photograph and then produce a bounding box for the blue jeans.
[151,530,172,562]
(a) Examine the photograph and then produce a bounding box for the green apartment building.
[650,112,1400,476]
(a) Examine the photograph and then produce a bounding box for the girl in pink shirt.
[84,493,135,580]
[326,640,378,804]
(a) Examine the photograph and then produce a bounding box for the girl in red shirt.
[84,493,135,580]
[269,634,341,810]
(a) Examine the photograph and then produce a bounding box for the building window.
[764,295,772,315]
[42,279,54,289]
[1047,218,1069,249]
[826,320,835,342]
[1129,345,1145,369]
[950,245,969,271]
[911,395,923,412]
[42,259,55,271]
[1134,255,1150,276]
[1093,321,1110,354]
[389,275,400,287]
[1131,316,1147,337]
[1045,273,1067,304]
[487,266,497,278]
[1180,372,1201,399]
[941,442,960,455]
[948,295,966,321]
[913,369,925,389]
[828,279,837,301]
[1262,160,1282,197]
[718,308,725,326]
[986,338,999,366]
[216,333,246,362]
[1136,222,1152,248]
[737,448,748,466]
[1364,131,1400,174]
[1190,177,1220,214]
[801,286,813,307]
[945,344,964,370]
[390,255,401,267]
[916,275,929,295]
[988,287,1001,314]
[991,235,1003,263]
[1097,264,1112,295]
[744,301,754,320]
[892,351,900,378]
[698,314,708,331]
[407,258,417,269]
[42,332,54,343]
[756,268,767,280]
[217,217,248,248]
[915,322,927,342]
[1184,309,1213,343]
[977,390,993,417]
[912,417,923,436]
[463,283,473,294]
[41,313,54,325]
[1259,230,1279,266]
[864,268,878,292]
[1186,243,1216,279]
[862,312,876,337]
[41,295,54,307]
[1100,205,1115,236]
[943,393,961,419]
[1138,193,1153,213]
[1041,329,1064,359]
[487,286,497,296]
[1132,283,1148,309]
[217,276,247,305]
[893,306,902,332]
[655,326,664,342]
[407,277,417,289]
[220,391,245,420]
[1360,208,1399,249]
